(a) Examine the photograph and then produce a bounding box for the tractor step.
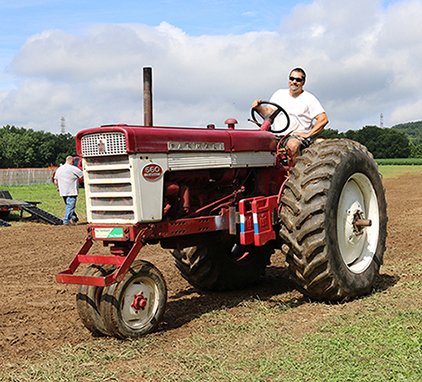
[20,205,63,225]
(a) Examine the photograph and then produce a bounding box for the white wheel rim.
[121,276,160,330]
[337,173,380,273]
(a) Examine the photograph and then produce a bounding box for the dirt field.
[0,173,420,366]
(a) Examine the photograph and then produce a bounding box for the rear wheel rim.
[337,172,380,273]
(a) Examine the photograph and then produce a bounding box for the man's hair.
[65,155,74,163]
[290,67,306,81]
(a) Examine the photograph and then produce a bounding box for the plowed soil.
[0,174,419,366]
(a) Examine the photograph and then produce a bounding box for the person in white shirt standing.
[252,67,328,164]
[53,155,84,225]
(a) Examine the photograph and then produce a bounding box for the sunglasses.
[289,76,304,83]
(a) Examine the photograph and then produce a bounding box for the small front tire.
[100,260,167,339]
[76,264,115,336]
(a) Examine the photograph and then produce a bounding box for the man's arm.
[294,112,328,139]
[251,99,274,117]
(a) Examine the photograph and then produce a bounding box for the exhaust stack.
[143,67,153,126]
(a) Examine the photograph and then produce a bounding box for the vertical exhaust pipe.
[143,67,153,126]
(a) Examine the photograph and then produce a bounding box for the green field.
[376,158,422,166]
[1,166,422,381]
[378,165,422,178]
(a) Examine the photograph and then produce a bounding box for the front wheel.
[76,264,115,336]
[100,260,167,338]
[279,139,387,301]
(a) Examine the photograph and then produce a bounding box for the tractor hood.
[75,124,276,157]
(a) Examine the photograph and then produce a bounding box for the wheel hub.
[131,291,148,312]
[345,201,367,244]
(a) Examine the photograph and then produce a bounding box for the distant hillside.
[392,121,422,145]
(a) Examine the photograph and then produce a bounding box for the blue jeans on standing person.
[63,196,78,225]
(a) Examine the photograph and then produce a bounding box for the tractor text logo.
[142,164,163,181]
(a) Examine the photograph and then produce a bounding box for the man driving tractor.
[252,67,328,163]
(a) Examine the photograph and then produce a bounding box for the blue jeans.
[63,196,78,224]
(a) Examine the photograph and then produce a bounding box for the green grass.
[378,165,422,179]
[376,158,422,166]
[2,183,86,221]
[2,298,422,381]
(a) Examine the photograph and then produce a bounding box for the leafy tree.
[316,128,343,139]
[317,125,410,158]
[394,121,422,145]
[410,143,422,158]
[353,126,410,158]
[0,125,76,168]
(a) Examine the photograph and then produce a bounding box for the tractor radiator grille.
[85,155,135,223]
[81,132,126,157]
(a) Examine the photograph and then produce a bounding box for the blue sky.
[0,0,418,135]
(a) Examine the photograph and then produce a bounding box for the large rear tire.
[279,139,387,301]
[172,236,273,291]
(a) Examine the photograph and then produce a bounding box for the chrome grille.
[91,210,135,220]
[85,154,135,223]
[81,132,126,157]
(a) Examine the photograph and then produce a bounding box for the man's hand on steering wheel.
[250,101,290,133]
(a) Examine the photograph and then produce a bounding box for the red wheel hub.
[131,291,148,312]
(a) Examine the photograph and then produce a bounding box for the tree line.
[317,125,411,159]
[0,121,421,168]
[319,122,422,159]
[0,125,76,168]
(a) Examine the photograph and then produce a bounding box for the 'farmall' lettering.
[168,142,225,151]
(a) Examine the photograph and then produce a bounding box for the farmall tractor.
[56,69,387,339]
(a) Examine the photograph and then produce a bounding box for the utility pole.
[380,113,384,128]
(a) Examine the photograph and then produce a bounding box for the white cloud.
[390,99,422,123]
[1,0,422,135]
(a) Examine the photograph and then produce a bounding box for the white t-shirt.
[54,163,83,197]
[269,89,325,135]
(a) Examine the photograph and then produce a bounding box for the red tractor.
[57,72,387,339]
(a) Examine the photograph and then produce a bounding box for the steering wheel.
[251,101,290,133]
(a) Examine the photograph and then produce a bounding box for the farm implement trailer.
[0,190,63,226]
[56,68,388,339]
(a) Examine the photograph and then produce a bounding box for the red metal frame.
[56,212,232,286]
[239,195,278,246]
[55,193,281,287]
